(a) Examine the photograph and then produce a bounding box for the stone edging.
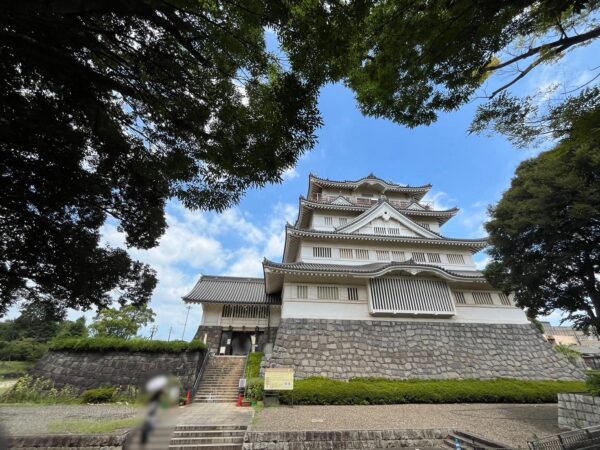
[7,432,128,448]
[242,428,452,449]
[558,393,600,430]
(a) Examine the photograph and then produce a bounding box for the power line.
[182,305,192,341]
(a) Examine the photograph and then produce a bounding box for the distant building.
[184,174,583,381]
[541,321,600,369]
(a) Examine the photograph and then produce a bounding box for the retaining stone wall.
[195,325,223,353]
[558,393,600,429]
[243,429,451,450]
[264,319,584,381]
[32,350,205,393]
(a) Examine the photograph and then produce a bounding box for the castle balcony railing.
[310,193,433,210]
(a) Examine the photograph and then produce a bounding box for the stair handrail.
[191,349,210,401]
[240,349,251,400]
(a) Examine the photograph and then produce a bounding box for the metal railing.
[528,425,600,450]
[190,350,210,401]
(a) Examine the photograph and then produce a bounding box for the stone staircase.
[442,430,511,449]
[169,424,247,450]
[194,356,246,403]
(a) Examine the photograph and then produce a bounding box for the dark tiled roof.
[183,275,281,305]
[310,174,431,191]
[263,259,485,280]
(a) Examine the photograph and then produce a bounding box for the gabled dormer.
[335,202,442,239]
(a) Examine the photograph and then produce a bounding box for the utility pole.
[149,325,158,340]
[182,305,192,341]
[167,326,172,342]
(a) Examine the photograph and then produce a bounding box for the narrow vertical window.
[297,285,308,299]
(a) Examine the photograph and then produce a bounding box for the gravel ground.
[252,403,561,448]
[0,404,142,436]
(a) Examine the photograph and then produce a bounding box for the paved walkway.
[252,403,562,448]
[176,402,254,426]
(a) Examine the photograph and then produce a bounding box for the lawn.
[47,418,142,434]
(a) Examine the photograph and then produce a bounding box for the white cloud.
[422,190,454,210]
[282,167,300,180]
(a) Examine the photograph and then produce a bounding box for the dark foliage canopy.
[0,1,321,316]
[485,112,600,334]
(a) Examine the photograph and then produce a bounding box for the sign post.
[264,368,294,407]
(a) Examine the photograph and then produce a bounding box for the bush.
[49,337,207,353]
[246,352,264,378]
[278,378,588,405]
[586,371,600,396]
[0,374,78,404]
[245,377,264,402]
[81,387,118,403]
[0,339,47,361]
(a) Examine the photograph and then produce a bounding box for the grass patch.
[277,378,588,405]
[246,352,264,378]
[49,337,207,353]
[0,361,34,380]
[47,418,141,434]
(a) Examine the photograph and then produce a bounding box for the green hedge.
[277,378,588,405]
[49,337,207,353]
[246,352,264,378]
[587,371,600,396]
[244,377,264,402]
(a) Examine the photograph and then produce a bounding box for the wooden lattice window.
[355,249,370,260]
[412,252,426,262]
[447,254,465,264]
[339,248,354,259]
[313,247,332,258]
[374,226,387,234]
[499,293,511,306]
[317,286,339,300]
[297,285,308,299]
[454,291,466,305]
[347,287,359,301]
[472,292,494,305]
[391,251,405,261]
[376,250,390,261]
[324,216,333,225]
[427,253,442,263]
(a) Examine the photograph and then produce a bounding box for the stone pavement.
[176,402,254,426]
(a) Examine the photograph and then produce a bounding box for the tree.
[277,0,600,145]
[89,305,156,340]
[0,1,321,316]
[484,114,600,335]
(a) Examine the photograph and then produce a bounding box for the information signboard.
[264,368,294,391]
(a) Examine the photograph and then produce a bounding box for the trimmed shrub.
[49,337,207,353]
[246,352,264,378]
[586,371,600,396]
[245,377,264,402]
[278,378,588,405]
[81,387,117,403]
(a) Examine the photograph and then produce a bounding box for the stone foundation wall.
[195,325,223,353]
[195,325,279,354]
[264,319,584,381]
[558,393,600,429]
[32,350,205,393]
[243,429,450,450]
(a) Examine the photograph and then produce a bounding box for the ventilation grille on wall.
[472,291,494,305]
[222,304,269,319]
[313,247,332,258]
[391,251,405,261]
[297,285,308,299]
[355,249,370,260]
[499,293,511,306]
[339,248,354,259]
[369,277,456,316]
[454,291,466,305]
[317,286,339,300]
[347,287,359,301]
[447,253,465,264]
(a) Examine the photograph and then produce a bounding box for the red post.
[237,393,243,407]
[186,390,191,404]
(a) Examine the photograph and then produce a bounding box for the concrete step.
[174,425,247,431]
[169,444,242,450]
[173,431,246,438]
[171,437,244,445]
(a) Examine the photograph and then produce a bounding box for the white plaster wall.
[299,239,476,270]
[200,304,281,328]
[310,211,440,234]
[281,281,528,324]
[283,299,528,324]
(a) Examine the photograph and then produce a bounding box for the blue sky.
[46,34,600,340]
[104,37,600,340]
